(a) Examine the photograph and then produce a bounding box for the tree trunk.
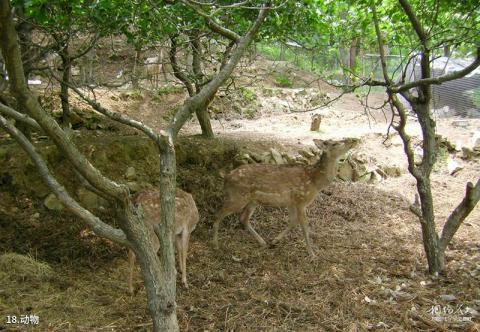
[155,135,179,331]
[121,206,179,331]
[349,38,360,83]
[443,45,451,57]
[195,105,214,138]
[416,177,444,273]
[59,47,72,130]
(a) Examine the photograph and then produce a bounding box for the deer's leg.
[213,199,248,249]
[240,202,266,246]
[272,206,297,245]
[297,206,315,257]
[174,234,186,288]
[127,249,136,295]
[180,231,190,288]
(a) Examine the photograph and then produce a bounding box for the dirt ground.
[0,57,479,331]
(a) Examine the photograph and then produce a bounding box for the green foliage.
[471,88,480,109]
[239,87,257,102]
[156,86,184,96]
[274,73,293,88]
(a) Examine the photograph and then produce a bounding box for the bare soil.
[0,56,479,331]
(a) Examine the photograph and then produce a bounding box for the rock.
[447,158,463,175]
[356,171,372,183]
[439,294,457,302]
[472,130,480,150]
[235,153,255,165]
[452,120,469,128]
[461,147,475,160]
[270,148,284,164]
[368,170,382,184]
[381,165,402,177]
[77,187,108,210]
[295,156,309,165]
[298,149,315,159]
[44,193,64,211]
[250,152,263,163]
[282,153,296,164]
[310,114,322,131]
[436,134,457,152]
[337,161,354,181]
[127,181,142,193]
[125,166,136,180]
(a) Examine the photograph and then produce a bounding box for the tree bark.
[371,0,480,275]
[195,105,214,138]
[59,44,72,130]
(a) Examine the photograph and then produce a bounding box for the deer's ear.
[313,139,324,149]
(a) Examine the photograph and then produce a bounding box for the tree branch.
[0,114,129,246]
[169,2,270,138]
[181,0,241,42]
[390,48,480,93]
[169,35,195,96]
[0,102,41,130]
[67,84,161,143]
[0,0,127,201]
[439,179,480,251]
[398,0,428,45]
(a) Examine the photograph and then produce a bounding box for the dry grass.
[1,181,478,331]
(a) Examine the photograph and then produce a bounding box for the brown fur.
[128,188,199,294]
[213,138,359,256]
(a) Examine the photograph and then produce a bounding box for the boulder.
[270,148,284,164]
[125,166,137,180]
[77,187,108,210]
[381,165,402,177]
[337,161,354,181]
[44,193,64,211]
[472,130,480,150]
[298,149,315,159]
[447,158,463,175]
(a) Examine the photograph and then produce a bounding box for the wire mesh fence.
[257,42,480,118]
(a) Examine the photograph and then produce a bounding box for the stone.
[337,161,354,181]
[452,120,469,128]
[236,153,255,165]
[44,193,64,211]
[261,152,273,164]
[77,187,108,210]
[381,165,402,177]
[250,152,263,163]
[310,114,322,131]
[447,158,463,175]
[461,147,475,160]
[439,294,457,302]
[368,170,382,184]
[282,153,296,164]
[127,181,142,193]
[125,166,136,180]
[270,148,284,164]
[299,149,315,159]
[472,130,480,150]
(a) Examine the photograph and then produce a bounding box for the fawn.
[128,188,199,294]
[213,138,359,257]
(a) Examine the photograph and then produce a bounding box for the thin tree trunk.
[119,204,179,332]
[416,177,444,273]
[59,47,71,130]
[195,105,214,138]
[154,136,179,331]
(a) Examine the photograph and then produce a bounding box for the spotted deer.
[128,188,199,294]
[213,138,359,257]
